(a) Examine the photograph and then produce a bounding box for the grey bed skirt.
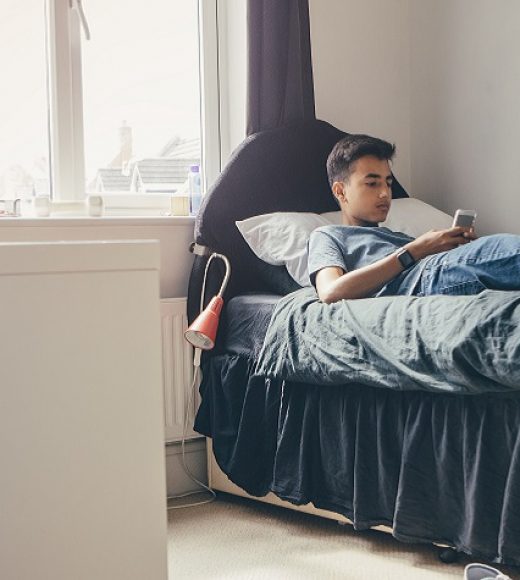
[195,353,520,566]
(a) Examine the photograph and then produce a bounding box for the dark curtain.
[247,0,316,135]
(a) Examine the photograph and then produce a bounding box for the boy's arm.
[315,227,474,303]
[315,254,404,303]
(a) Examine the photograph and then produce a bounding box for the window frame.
[45,0,220,206]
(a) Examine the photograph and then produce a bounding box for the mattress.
[217,293,281,356]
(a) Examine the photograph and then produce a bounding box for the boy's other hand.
[406,227,474,260]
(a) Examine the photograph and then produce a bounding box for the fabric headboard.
[187,119,409,322]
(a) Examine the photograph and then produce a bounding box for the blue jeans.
[407,234,520,296]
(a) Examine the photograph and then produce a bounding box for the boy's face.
[332,155,393,226]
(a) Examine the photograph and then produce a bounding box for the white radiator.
[160,298,198,443]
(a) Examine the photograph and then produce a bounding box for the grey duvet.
[256,288,520,394]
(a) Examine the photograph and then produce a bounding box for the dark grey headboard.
[187,119,408,322]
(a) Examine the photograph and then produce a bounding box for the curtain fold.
[247,0,316,135]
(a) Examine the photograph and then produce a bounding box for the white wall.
[309,0,412,191]
[310,0,520,235]
[410,0,520,235]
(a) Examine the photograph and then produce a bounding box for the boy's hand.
[406,227,474,260]
[463,226,477,241]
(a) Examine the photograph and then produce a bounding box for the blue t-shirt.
[308,225,425,297]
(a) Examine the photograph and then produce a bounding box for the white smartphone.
[452,209,477,229]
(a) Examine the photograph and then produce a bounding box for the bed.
[188,119,520,566]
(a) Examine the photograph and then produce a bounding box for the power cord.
[168,260,219,509]
[167,349,217,509]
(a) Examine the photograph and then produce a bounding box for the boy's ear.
[332,181,346,204]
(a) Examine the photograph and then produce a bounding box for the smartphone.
[452,209,477,229]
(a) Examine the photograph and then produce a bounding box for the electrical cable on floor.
[167,348,216,509]
[168,255,221,509]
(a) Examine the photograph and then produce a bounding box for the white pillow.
[383,198,453,237]
[236,212,330,286]
[236,198,453,287]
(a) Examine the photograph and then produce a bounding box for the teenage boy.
[308,134,520,303]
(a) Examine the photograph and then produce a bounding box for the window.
[0,0,219,215]
[0,1,50,205]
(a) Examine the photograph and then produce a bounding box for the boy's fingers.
[448,227,465,236]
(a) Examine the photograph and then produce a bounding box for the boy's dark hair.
[326,134,396,188]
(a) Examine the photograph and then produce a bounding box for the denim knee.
[419,233,520,295]
[472,234,520,259]
[437,234,520,268]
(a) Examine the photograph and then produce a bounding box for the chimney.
[118,121,133,166]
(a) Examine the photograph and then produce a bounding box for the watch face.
[398,250,415,268]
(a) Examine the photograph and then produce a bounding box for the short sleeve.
[308,229,347,287]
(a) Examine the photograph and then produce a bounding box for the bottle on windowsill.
[188,164,202,217]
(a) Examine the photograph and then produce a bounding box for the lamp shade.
[184,296,224,350]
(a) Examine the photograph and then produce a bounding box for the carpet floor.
[167,492,517,580]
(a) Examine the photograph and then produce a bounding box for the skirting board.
[206,438,393,535]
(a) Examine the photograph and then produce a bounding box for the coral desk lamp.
[184,253,231,350]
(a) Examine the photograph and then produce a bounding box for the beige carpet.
[167,492,517,580]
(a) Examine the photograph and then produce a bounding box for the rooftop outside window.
[82,0,202,199]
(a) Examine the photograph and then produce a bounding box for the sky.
[81,0,201,179]
[0,0,48,174]
[0,0,201,184]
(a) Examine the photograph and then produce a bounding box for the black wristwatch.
[395,248,416,270]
